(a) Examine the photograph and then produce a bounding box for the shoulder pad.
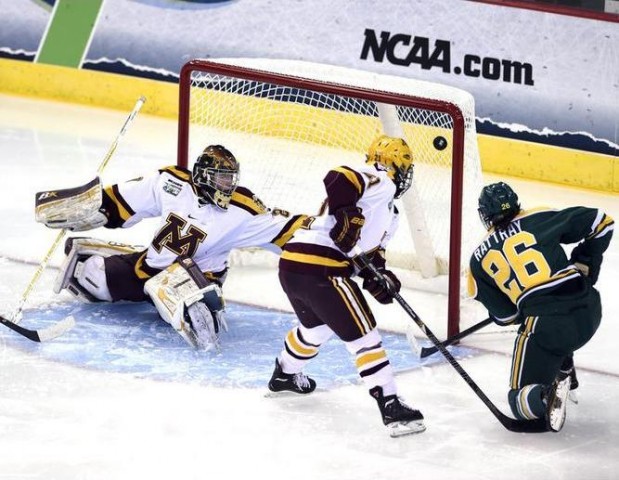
[230,186,268,215]
[158,166,192,184]
[332,166,365,195]
[514,207,555,221]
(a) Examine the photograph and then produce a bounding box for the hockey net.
[177,59,485,335]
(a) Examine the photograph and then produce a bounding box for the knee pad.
[72,255,113,302]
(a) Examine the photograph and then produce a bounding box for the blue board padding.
[2,301,475,389]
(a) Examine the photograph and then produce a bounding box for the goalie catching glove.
[144,256,227,350]
[329,206,365,253]
[35,177,108,232]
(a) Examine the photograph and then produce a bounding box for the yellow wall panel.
[1,58,617,193]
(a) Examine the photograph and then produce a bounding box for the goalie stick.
[0,314,75,342]
[420,317,493,358]
[352,247,548,433]
[7,96,146,332]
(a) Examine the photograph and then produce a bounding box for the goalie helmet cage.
[177,58,485,336]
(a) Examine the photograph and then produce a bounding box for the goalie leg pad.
[72,256,113,302]
[54,237,141,295]
[144,261,226,350]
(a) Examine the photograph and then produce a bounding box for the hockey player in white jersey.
[36,145,305,350]
[268,135,426,437]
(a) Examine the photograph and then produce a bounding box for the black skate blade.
[263,387,327,398]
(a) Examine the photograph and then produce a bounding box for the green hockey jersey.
[468,206,614,325]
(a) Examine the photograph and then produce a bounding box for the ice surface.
[0,94,617,480]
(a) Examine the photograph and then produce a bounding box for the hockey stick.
[0,314,75,342]
[9,96,146,328]
[353,248,547,433]
[420,317,493,358]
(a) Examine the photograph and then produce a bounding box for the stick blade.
[502,417,548,433]
[405,324,422,357]
[36,315,76,342]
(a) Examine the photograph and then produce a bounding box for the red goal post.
[177,58,484,336]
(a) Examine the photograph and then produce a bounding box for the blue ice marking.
[2,301,475,389]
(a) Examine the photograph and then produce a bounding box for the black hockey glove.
[570,243,603,285]
[360,267,401,304]
[329,206,365,253]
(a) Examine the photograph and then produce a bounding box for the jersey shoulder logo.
[362,171,380,187]
[163,179,182,196]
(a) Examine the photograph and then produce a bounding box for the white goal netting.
[178,58,486,333]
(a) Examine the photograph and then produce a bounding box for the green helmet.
[477,182,521,230]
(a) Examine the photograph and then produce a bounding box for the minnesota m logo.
[152,213,206,257]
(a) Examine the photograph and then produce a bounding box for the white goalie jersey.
[100,166,305,276]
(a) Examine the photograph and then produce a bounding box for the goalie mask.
[477,182,521,230]
[192,145,240,209]
[366,135,414,199]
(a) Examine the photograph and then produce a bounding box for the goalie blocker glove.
[329,206,365,253]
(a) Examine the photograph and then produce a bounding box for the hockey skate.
[560,355,579,404]
[545,371,571,432]
[370,386,426,437]
[267,358,316,395]
[183,301,224,351]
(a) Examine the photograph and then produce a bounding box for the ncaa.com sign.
[360,29,535,87]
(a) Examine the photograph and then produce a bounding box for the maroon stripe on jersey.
[284,242,348,261]
[158,166,192,183]
[270,214,305,246]
[101,186,135,229]
[111,184,136,217]
[229,186,268,215]
[135,252,162,278]
[280,242,353,276]
[323,168,365,213]
[234,186,253,197]
[278,259,351,277]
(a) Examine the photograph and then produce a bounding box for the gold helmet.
[366,135,414,198]
[192,145,240,209]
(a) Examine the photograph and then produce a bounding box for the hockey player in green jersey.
[468,182,614,431]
